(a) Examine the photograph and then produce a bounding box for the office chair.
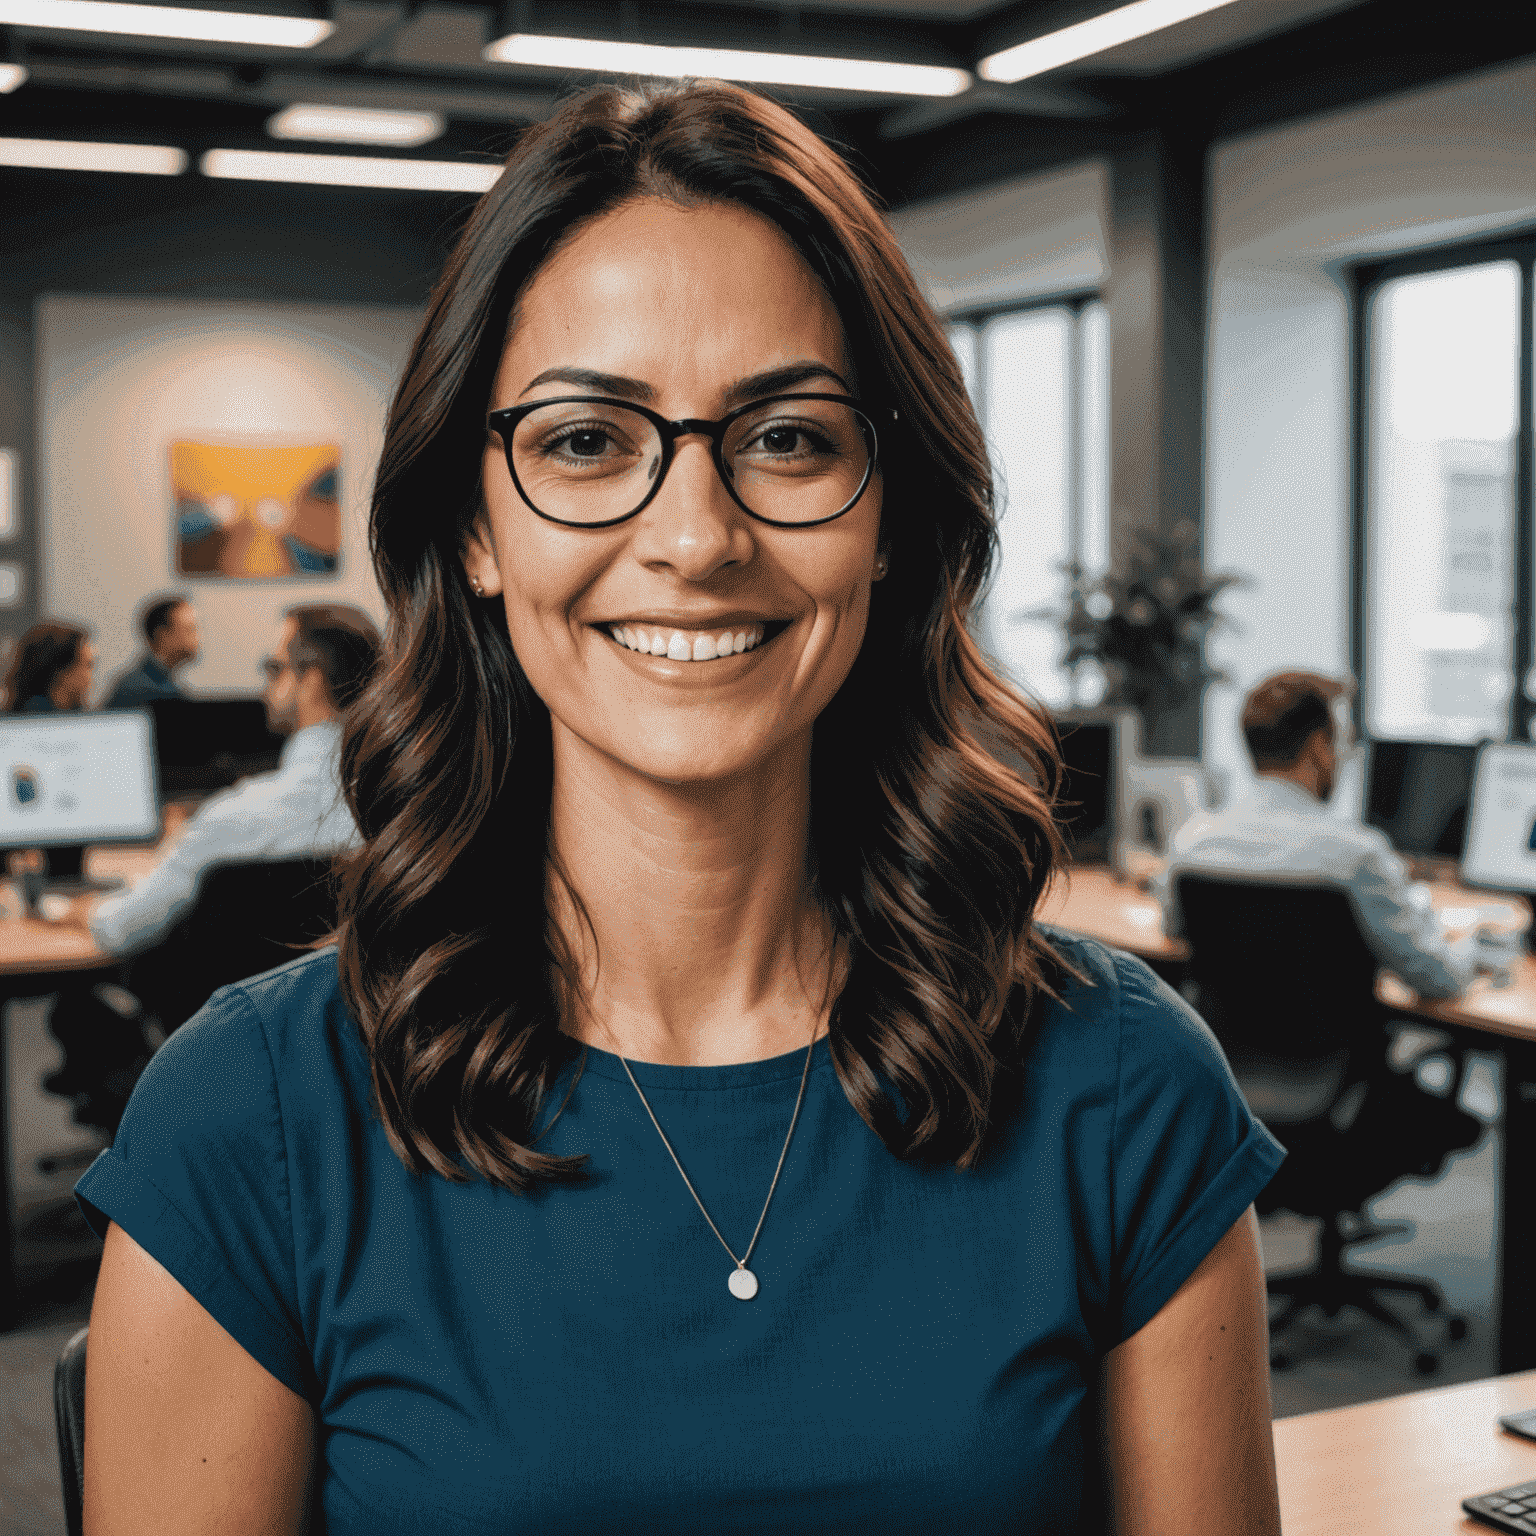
[54,1325,87,1536]
[124,856,339,1044]
[1175,874,1483,1375]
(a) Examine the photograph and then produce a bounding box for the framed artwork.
[170,439,341,578]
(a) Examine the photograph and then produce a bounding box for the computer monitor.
[1053,709,1135,866]
[1363,739,1480,860]
[1459,742,1536,897]
[0,711,159,889]
[148,697,284,795]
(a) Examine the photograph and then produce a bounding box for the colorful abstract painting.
[171,440,340,578]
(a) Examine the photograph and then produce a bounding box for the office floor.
[0,1006,1516,1535]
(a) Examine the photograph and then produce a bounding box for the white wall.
[887,160,1109,314]
[37,295,421,697]
[1204,56,1536,797]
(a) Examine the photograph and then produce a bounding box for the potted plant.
[1017,520,1246,757]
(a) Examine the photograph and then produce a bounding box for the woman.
[4,620,94,712]
[78,82,1284,1533]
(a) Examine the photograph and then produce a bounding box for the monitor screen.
[0,711,158,850]
[1056,720,1113,859]
[1460,743,1536,895]
[1364,739,1479,859]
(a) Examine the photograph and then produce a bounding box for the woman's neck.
[546,722,836,1068]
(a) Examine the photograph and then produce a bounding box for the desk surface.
[0,843,158,978]
[1041,865,1536,1045]
[1273,1370,1536,1534]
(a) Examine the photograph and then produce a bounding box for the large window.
[947,296,1109,708]
[1357,235,1536,742]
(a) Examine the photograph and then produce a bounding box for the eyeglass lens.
[507,398,873,525]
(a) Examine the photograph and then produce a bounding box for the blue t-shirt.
[76,929,1282,1534]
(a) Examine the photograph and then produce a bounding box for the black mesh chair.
[1174,874,1482,1374]
[54,1325,88,1536]
[124,856,339,1042]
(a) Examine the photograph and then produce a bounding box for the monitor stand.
[41,844,125,895]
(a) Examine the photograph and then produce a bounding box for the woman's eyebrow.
[519,367,655,401]
[516,360,852,407]
[723,362,852,406]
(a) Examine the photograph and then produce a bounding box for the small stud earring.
[470,575,484,596]
[874,555,889,579]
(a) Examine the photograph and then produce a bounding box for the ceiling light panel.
[0,63,27,92]
[979,0,1244,83]
[0,135,188,172]
[484,34,971,98]
[0,0,333,48]
[267,103,446,146]
[201,147,500,192]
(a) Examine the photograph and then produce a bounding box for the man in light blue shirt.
[67,604,381,956]
[1160,671,1480,1000]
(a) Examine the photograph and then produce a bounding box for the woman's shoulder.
[1026,924,1233,1082]
[115,947,360,1148]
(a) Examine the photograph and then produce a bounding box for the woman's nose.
[631,436,753,580]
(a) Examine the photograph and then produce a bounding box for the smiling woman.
[76,80,1284,1536]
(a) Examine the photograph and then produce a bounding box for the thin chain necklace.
[607,1022,819,1302]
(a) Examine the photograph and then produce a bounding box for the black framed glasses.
[486,393,894,529]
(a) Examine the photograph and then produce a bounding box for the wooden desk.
[1043,863,1536,1375]
[1274,1370,1536,1534]
[0,840,160,1325]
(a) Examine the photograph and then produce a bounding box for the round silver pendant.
[728,1267,759,1301]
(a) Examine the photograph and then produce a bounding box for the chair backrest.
[128,856,338,1032]
[1174,874,1385,1064]
[54,1325,87,1536]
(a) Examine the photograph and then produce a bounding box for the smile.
[603,621,782,662]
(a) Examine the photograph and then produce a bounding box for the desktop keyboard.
[1466,1480,1536,1533]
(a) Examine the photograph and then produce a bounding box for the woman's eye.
[746,422,830,457]
[554,429,614,460]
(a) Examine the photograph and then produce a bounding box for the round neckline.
[575,1034,833,1091]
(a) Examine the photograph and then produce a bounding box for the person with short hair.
[105,595,200,708]
[4,621,94,712]
[61,603,381,956]
[1161,669,1478,998]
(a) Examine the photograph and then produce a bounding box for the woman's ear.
[461,511,504,599]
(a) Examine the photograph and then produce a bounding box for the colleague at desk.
[58,603,381,957]
[1160,670,1479,999]
[104,593,199,708]
[2,620,95,714]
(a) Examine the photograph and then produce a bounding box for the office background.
[0,1,1534,1529]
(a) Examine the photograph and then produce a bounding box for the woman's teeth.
[608,623,766,661]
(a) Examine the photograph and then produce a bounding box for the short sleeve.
[1106,952,1285,1343]
[74,985,314,1399]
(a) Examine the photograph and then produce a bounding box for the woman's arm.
[84,1220,317,1536]
[1099,1206,1281,1535]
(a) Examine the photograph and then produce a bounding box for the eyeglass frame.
[485,392,896,530]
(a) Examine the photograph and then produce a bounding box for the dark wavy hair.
[4,622,89,712]
[335,79,1068,1193]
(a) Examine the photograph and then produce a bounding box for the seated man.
[63,602,381,957]
[1160,670,1479,1000]
[105,594,200,708]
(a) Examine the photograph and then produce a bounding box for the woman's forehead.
[500,198,852,398]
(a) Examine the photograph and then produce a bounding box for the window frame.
[1350,229,1536,741]
[946,289,1105,700]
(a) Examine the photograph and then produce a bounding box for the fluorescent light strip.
[0,63,27,92]
[267,104,445,147]
[0,135,187,173]
[0,0,332,48]
[979,0,1243,83]
[201,147,499,192]
[484,33,971,98]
